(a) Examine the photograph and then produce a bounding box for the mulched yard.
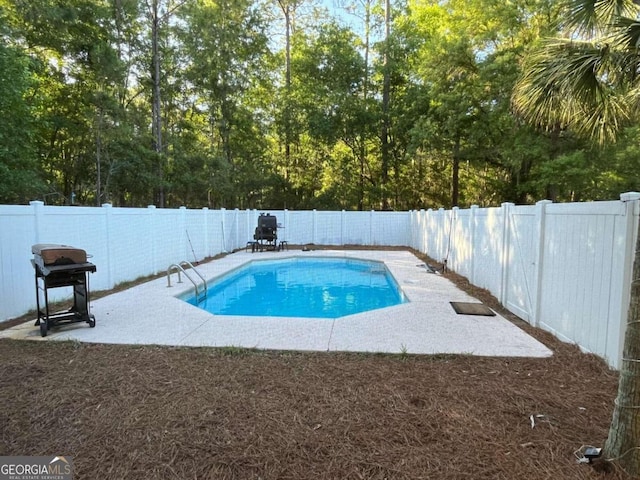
[0,248,630,479]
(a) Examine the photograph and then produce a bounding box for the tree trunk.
[151,0,164,207]
[604,213,640,476]
[277,0,295,207]
[358,0,371,212]
[95,107,102,206]
[283,1,291,170]
[380,0,390,210]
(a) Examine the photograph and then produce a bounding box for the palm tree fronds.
[575,93,629,144]
[625,84,640,117]
[610,17,640,50]
[513,37,631,145]
[562,0,640,38]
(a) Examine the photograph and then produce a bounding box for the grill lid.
[32,244,87,266]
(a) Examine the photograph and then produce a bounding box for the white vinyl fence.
[1,194,638,368]
[0,202,409,323]
[410,192,640,368]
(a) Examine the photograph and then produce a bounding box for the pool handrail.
[167,262,207,303]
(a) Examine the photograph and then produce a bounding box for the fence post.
[409,210,414,250]
[469,205,478,285]
[531,199,552,327]
[437,208,445,260]
[615,192,640,366]
[147,205,157,273]
[281,209,288,244]
[30,200,44,245]
[102,203,115,289]
[418,209,424,253]
[408,210,414,249]
[448,207,459,270]
[424,209,431,255]
[312,209,317,244]
[202,207,209,259]
[220,207,227,253]
[179,206,187,260]
[500,202,515,306]
[231,208,241,252]
[369,210,374,246]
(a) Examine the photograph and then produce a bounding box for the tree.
[145,0,189,207]
[336,0,378,210]
[292,22,369,208]
[513,0,640,475]
[391,0,566,208]
[177,0,271,208]
[275,0,304,206]
[379,0,391,209]
[0,9,45,203]
[4,0,131,205]
[3,0,631,209]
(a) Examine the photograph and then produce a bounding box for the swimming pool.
[181,257,407,318]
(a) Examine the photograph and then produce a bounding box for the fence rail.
[1,194,638,368]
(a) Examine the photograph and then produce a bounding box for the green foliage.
[513,0,640,145]
[0,33,45,203]
[0,0,636,209]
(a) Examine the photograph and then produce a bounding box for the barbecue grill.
[31,244,96,337]
[252,213,278,251]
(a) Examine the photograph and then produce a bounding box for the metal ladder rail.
[166,263,207,302]
[179,261,207,300]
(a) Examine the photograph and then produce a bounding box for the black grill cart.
[252,213,278,251]
[31,244,96,337]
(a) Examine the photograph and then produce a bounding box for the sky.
[267,0,363,49]
[320,0,362,30]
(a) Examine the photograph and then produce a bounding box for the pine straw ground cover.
[0,249,631,479]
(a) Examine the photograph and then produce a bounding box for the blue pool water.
[181,257,407,318]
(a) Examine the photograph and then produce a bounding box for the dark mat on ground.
[450,301,496,316]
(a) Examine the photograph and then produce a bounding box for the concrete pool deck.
[1,250,552,358]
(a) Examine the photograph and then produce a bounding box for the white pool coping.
[1,249,552,358]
